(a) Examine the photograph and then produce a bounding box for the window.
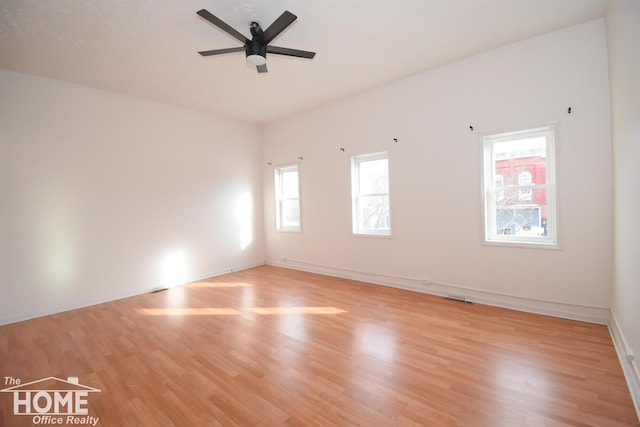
[274,165,300,231]
[482,125,557,246]
[351,152,390,236]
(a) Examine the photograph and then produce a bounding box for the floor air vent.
[444,295,471,303]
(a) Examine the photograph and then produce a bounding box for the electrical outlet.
[421,278,431,286]
[281,256,287,262]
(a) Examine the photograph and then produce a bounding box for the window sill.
[352,232,393,239]
[482,239,560,250]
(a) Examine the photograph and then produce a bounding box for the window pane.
[360,195,390,230]
[282,170,299,198]
[494,137,546,161]
[359,159,388,194]
[495,175,505,201]
[495,188,548,237]
[518,172,532,186]
[281,199,300,228]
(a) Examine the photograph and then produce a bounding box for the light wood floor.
[1,265,637,426]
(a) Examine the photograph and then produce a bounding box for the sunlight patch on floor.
[141,307,241,316]
[186,281,254,288]
[252,307,346,315]
[139,306,347,316]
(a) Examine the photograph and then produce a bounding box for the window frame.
[351,151,391,237]
[481,124,559,248]
[274,164,301,232]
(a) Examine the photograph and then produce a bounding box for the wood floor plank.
[1,265,637,426]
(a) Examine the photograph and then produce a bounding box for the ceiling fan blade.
[267,46,316,59]
[197,9,249,44]
[198,47,245,56]
[257,64,268,73]
[262,11,297,44]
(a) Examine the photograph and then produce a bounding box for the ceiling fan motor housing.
[247,22,267,59]
[246,43,267,59]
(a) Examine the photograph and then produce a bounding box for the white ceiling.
[0,0,608,125]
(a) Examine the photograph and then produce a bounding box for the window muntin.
[275,165,300,231]
[483,126,557,246]
[351,152,390,236]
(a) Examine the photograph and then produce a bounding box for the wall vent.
[444,295,471,304]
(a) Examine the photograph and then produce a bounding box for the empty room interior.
[1,0,639,425]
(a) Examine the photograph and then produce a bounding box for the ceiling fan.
[196,9,316,73]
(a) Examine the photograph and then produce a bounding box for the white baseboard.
[0,261,264,326]
[0,288,148,327]
[609,312,640,420]
[266,258,610,325]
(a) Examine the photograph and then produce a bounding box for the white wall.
[262,19,613,322]
[606,0,640,415]
[0,70,264,324]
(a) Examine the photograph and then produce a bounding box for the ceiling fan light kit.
[246,54,266,66]
[197,9,316,73]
